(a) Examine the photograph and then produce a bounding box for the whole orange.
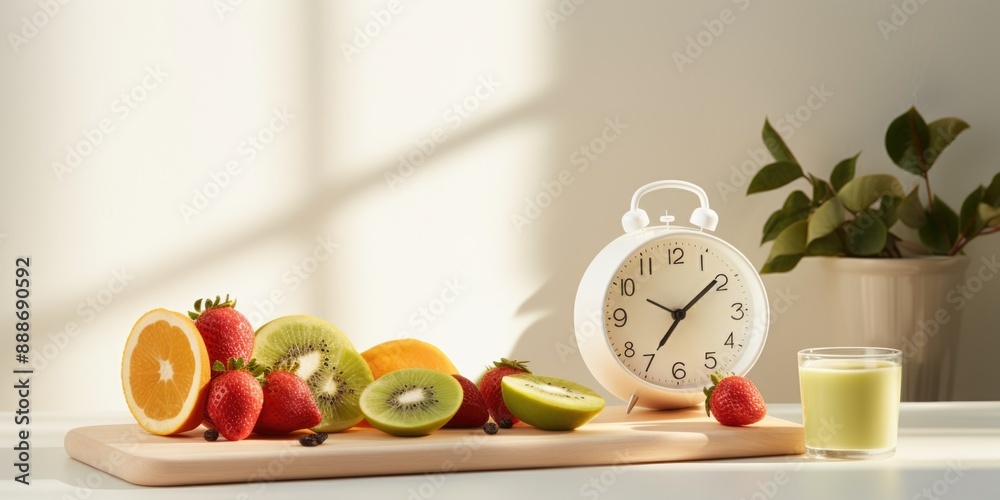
[361,338,458,379]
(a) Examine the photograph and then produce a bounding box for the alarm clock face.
[604,233,764,389]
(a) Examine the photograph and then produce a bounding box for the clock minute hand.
[656,317,681,351]
[681,279,718,313]
[656,279,718,351]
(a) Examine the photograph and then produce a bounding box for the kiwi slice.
[252,315,373,433]
[501,374,606,431]
[359,368,462,437]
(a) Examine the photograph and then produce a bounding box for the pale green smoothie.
[799,359,901,452]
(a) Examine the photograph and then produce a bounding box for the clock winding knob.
[621,209,649,233]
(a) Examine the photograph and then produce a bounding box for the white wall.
[2,0,998,413]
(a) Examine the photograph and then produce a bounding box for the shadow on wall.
[508,2,669,402]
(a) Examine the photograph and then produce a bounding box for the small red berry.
[444,375,489,428]
[254,371,322,435]
[478,359,530,425]
[189,295,254,378]
[206,358,264,441]
[704,373,767,427]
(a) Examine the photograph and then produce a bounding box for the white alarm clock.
[574,180,769,411]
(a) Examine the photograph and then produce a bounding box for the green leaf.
[762,119,798,165]
[761,190,811,244]
[934,196,960,241]
[959,186,985,239]
[918,196,959,254]
[885,107,931,175]
[845,217,887,256]
[837,174,905,212]
[784,190,811,210]
[807,197,844,245]
[761,254,803,274]
[830,153,859,192]
[747,162,804,195]
[761,210,802,245]
[978,203,1000,227]
[919,223,951,254]
[762,220,807,273]
[806,230,846,256]
[876,195,901,229]
[812,177,832,205]
[925,118,969,167]
[769,220,808,256]
[983,173,1000,207]
[897,185,926,228]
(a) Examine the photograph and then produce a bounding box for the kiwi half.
[252,315,373,433]
[501,374,606,431]
[359,368,462,437]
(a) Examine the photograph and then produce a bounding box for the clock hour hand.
[656,279,718,351]
[645,298,676,313]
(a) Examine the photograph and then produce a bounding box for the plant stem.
[888,233,902,258]
[804,172,835,202]
[910,111,934,211]
[949,218,979,256]
[949,223,1000,255]
[896,238,930,255]
[803,172,818,189]
[924,172,935,211]
[947,236,966,256]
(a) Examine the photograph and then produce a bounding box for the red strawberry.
[444,374,489,428]
[207,358,264,441]
[478,358,530,427]
[189,295,254,378]
[704,373,767,427]
[254,371,322,435]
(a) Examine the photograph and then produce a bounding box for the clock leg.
[626,393,638,414]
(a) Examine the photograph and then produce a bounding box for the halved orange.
[121,309,211,435]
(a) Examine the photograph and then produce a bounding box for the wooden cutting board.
[65,406,804,486]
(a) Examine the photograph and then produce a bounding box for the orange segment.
[121,309,210,435]
[361,338,458,380]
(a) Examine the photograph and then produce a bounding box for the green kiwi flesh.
[252,315,373,432]
[501,373,606,430]
[360,368,462,437]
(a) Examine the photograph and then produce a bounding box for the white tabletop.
[5,402,999,499]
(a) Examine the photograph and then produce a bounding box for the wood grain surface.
[64,406,805,486]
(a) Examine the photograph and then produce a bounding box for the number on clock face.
[604,236,754,389]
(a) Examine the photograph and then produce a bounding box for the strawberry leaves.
[189,294,238,320]
[212,357,266,382]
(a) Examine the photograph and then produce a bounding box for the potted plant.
[747,107,1000,401]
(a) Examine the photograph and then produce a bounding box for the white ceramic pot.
[822,256,969,402]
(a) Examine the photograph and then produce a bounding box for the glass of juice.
[798,347,902,459]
